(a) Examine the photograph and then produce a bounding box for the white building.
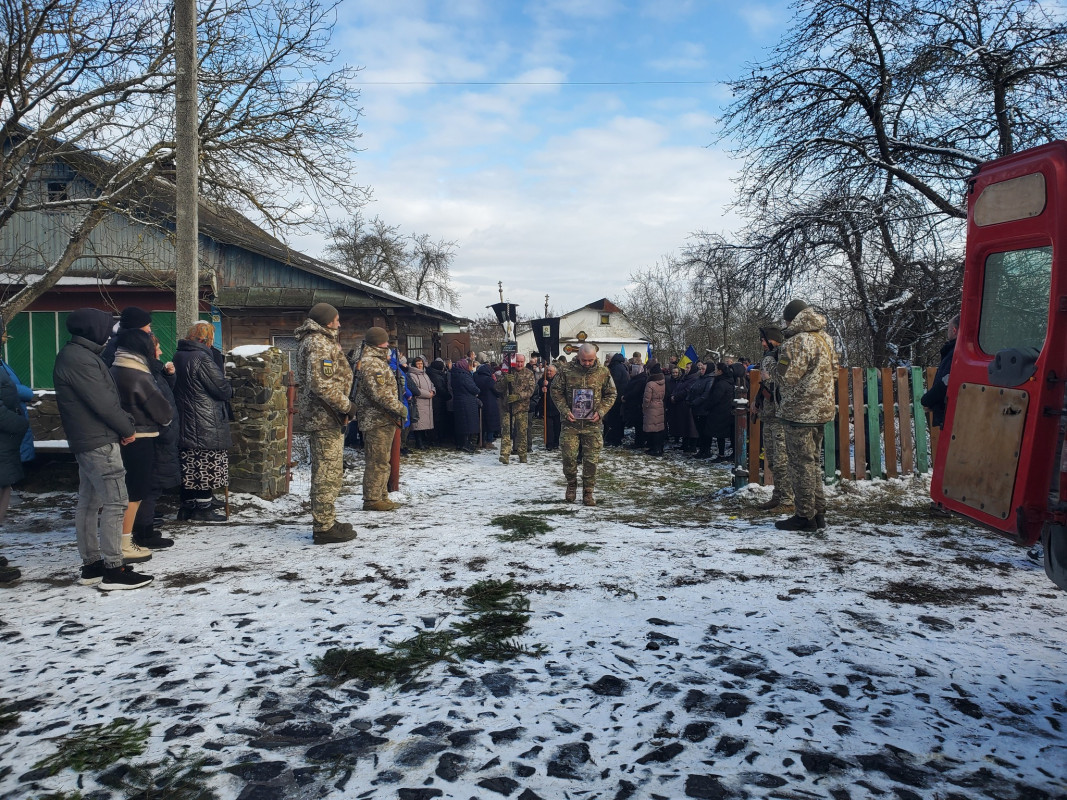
[515,298,650,364]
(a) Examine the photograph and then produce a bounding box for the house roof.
[8,126,468,325]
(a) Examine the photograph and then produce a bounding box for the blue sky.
[293,0,791,320]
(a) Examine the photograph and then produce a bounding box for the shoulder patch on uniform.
[321,358,334,377]
[778,356,791,367]
[375,375,386,386]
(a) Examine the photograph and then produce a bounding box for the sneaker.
[363,499,398,511]
[313,521,358,544]
[79,559,106,586]
[99,565,154,591]
[0,564,21,584]
[179,503,227,523]
[0,554,8,567]
[774,514,819,531]
[121,535,153,564]
[1027,544,1043,563]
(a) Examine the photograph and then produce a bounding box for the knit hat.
[119,306,152,330]
[650,363,663,375]
[783,299,809,323]
[309,302,339,327]
[365,326,389,346]
[760,325,785,345]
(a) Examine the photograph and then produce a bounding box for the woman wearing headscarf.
[110,328,174,561]
[449,358,481,452]
[173,322,232,522]
[642,363,666,456]
[406,355,435,449]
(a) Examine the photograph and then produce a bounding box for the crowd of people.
[0,297,840,590]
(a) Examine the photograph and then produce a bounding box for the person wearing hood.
[426,357,452,445]
[773,300,839,532]
[353,326,407,511]
[100,305,154,367]
[295,303,357,543]
[642,363,666,456]
[603,353,629,446]
[0,317,35,466]
[53,308,151,591]
[551,343,617,505]
[110,327,174,562]
[173,321,233,523]
[0,365,29,584]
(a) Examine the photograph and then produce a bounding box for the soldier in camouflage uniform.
[353,327,407,511]
[772,300,839,531]
[753,326,793,511]
[551,343,617,506]
[499,353,536,464]
[295,303,357,544]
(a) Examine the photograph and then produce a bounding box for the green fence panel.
[823,420,837,482]
[4,314,31,387]
[866,368,883,479]
[152,312,178,362]
[30,312,59,389]
[911,366,929,473]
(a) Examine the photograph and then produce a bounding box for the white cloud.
[738,4,788,36]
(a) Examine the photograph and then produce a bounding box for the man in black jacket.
[603,353,629,446]
[54,308,152,591]
[921,314,959,429]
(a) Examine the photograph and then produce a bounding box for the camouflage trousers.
[309,428,344,532]
[763,416,793,503]
[499,408,528,458]
[561,420,602,487]
[782,422,825,520]
[362,424,394,502]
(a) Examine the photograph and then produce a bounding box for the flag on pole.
[647,341,653,360]
[677,344,699,371]
[620,344,626,357]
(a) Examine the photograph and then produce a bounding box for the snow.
[1,442,1065,799]
[230,344,274,358]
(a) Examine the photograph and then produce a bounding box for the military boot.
[363,499,398,511]
[313,521,358,544]
[565,481,577,503]
[582,488,596,507]
[499,455,509,465]
[774,514,818,531]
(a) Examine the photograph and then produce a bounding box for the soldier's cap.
[309,302,339,327]
[783,299,809,323]
[365,326,389,346]
[760,325,785,344]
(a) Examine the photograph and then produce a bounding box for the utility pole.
[175,0,199,333]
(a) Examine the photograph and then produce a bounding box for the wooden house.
[0,153,469,387]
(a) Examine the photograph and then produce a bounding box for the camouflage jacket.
[499,367,535,415]
[757,349,782,419]
[551,358,617,423]
[774,307,839,425]
[355,343,407,431]
[295,319,353,432]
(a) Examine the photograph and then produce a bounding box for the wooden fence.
[743,367,938,485]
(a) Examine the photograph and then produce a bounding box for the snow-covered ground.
[1,441,1064,800]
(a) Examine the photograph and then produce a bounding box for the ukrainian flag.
[676,344,699,371]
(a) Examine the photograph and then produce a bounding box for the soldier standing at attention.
[295,303,357,544]
[354,326,407,511]
[773,300,838,531]
[499,353,536,464]
[551,343,617,506]
[753,325,794,512]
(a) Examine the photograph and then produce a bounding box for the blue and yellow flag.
[676,344,699,371]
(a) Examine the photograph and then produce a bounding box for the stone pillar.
[226,346,290,500]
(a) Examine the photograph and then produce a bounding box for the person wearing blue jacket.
[0,317,34,464]
[0,366,30,583]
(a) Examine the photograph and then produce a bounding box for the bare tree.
[409,233,459,310]
[0,0,365,318]
[621,257,696,357]
[325,213,409,291]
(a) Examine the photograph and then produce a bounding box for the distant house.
[515,298,649,363]
[0,150,469,388]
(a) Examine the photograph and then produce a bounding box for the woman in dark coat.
[687,362,716,458]
[671,363,700,451]
[0,367,28,583]
[427,358,452,446]
[111,328,174,559]
[703,363,736,461]
[132,335,181,547]
[449,359,481,451]
[173,321,233,522]
[622,367,648,448]
[474,363,501,446]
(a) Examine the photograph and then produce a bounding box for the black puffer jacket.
[150,360,181,489]
[173,339,233,451]
[110,337,173,436]
[52,308,136,453]
[0,368,29,487]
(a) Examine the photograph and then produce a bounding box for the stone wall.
[28,346,293,501]
[226,346,291,500]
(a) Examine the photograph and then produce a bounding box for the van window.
[979,246,1053,354]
